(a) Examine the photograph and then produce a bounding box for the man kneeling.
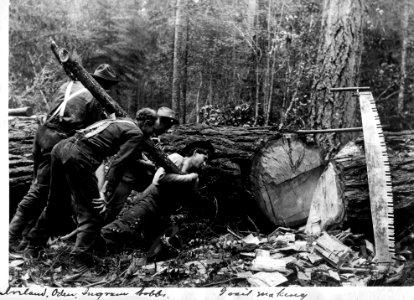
[100,141,214,247]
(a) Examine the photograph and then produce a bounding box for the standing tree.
[172,0,187,122]
[308,0,364,153]
[397,0,410,115]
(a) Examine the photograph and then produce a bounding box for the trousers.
[27,138,104,258]
[10,125,67,240]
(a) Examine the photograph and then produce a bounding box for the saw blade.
[359,91,395,264]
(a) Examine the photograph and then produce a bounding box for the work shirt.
[75,118,145,196]
[32,81,105,179]
[46,80,105,135]
[138,153,198,215]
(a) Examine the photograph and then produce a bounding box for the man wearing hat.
[25,108,159,271]
[101,106,180,223]
[9,64,120,252]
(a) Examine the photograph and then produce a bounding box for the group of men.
[9,63,214,273]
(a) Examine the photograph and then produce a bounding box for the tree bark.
[309,0,364,152]
[306,131,414,236]
[9,117,39,215]
[51,41,127,118]
[172,0,187,121]
[195,72,203,124]
[263,0,272,126]
[10,116,414,233]
[253,0,266,125]
[181,14,189,124]
[9,107,34,117]
[158,126,327,227]
[397,0,409,114]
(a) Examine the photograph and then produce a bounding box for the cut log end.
[249,135,325,227]
[9,107,33,117]
[59,48,70,63]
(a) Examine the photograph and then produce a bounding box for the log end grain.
[249,135,325,227]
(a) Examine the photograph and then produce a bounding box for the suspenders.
[48,81,88,122]
[76,119,136,139]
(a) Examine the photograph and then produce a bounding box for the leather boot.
[16,237,29,252]
[9,213,26,252]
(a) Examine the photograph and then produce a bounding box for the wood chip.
[236,271,253,278]
[340,273,355,280]
[328,270,341,281]
[243,234,261,245]
[247,271,287,287]
[308,253,323,264]
[9,260,25,268]
[274,233,295,243]
[240,252,256,258]
[365,240,374,254]
[255,249,271,257]
[314,232,353,267]
[297,271,311,281]
[250,256,287,273]
[294,241,308,252]
[270,253,285,259]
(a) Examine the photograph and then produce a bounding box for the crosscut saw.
[331,86,395,271]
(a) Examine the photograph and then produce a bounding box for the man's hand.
[93,181,109,215]
[92,196,108,214]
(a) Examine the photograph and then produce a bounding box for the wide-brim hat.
[157,107,179,125]
[90,64,119,83]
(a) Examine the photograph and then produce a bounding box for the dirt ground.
[9,206,414,288]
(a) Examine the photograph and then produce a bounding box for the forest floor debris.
[8,212,414,287]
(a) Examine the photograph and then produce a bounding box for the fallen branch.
[227,227,243,240]
[49,228,78,245]
[202,277,241,287]
[84,280,107,288]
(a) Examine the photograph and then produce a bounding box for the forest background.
[8,0,414,131]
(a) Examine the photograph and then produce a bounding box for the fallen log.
[8,117,38,215]
[9,106,34,117]
[50,40,181,175]
[9,116,414,234]
[306,131,414,236]
[158,125,324,227]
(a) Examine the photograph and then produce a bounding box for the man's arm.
[153,167,198,188]
[105,126,143,197]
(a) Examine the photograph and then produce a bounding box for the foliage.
[8,0,414,128]
[199,103,256,126]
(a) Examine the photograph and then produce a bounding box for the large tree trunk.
[181,15,189,124]
[306,131,414,237]
[172,0,187,121]
[309,0,364,151]
[159,125,325,227]
[397,0,409,115]
[249,134,325,226]
[9,117,414,234]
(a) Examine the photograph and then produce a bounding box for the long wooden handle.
[50,40,182,175]
[51,41,126,118]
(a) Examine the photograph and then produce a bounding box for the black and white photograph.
[3,0,414,298]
